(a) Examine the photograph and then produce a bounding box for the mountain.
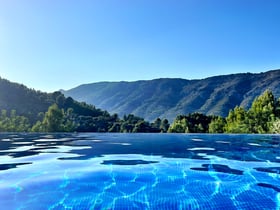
[61,70,280,121]
[0,77,108,124]
[0,77,166,133]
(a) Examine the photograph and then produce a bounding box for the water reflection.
[0,162,31,171]
[0,133,280,165]
[0,132,279,191]
[257,183,280,193]
[190,164,244,175]
[101,160,159,165]
[254,167,280,174]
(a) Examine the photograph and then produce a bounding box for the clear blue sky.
[0,0,280,92]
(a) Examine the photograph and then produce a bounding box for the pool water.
[0,133,280,210]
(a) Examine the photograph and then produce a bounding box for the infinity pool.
[0,133,280,209]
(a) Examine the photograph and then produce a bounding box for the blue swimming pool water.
[0,133,280,210]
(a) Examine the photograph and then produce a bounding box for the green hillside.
[0,75,279,134]
[0,77,166,132]
[62,70,280,121]
[0,77,107,123]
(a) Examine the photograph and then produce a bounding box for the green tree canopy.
[225,106,250,133]
[271,119,280,134]
[248,90,276,133]
[33,104,64,132]
[209,116,226,133]
[168,116,188,133]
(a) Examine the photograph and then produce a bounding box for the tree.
[152,118,162,131]
[0,109,30,132]
[120,114,147,133]
[270,119,280,134]
[224,106,250,133]
[39,104,64,132]
[248,90,276,133]
[109,122,121,132]
[31,121,44,132]
[185,113,212,133]
[160,119,170,133]
[168,113,212,133]
[275,98,280,118]
[168,116,188,133]
[209,116,226,133]
[120,121,134,133]
[132,121,151,132]
[61,108,76,132]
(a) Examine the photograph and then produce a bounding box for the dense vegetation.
[62,70,280,121]
[168,90,280,134]
[0,89,279,133]
[0,103,170,133]
[0,77,169,133]
[0,76,280,133]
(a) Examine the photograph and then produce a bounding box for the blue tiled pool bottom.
[0,133,280,209]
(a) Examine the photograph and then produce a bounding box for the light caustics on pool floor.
[0,133,280,210]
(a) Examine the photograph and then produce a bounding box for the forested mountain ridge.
[62,69,280,121]
[0,73,279,134]
[0,77,108,124]
[0,77,54,122]
[0,77,167,132]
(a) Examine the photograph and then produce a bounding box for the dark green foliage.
[0,110,30,132]
[276,98,280,117]
[132,121,152,133]
[31,104,71,132]
[151,118,170,133]
[248,90,276,133]
[169,90,280,133]
[29,104,165,133]
[168,113,212,133]
[160,119,170,133]
[168,116,188,133]
[208,116,226,133]
[119,114,162,133]
[271,119,280,133]
[224,107,250,133]
[223,90,280,134]
[0,78,109,125]
[0,77,55,123]
[120,114,142,133]
[42,104,64,132]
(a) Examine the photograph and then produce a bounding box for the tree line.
[168,90,280,134]
[0,104,170,133]
[0,90,279,133]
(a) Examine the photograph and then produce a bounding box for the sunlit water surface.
[0,133,280,210]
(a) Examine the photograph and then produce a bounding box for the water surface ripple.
[0,133,280,209]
